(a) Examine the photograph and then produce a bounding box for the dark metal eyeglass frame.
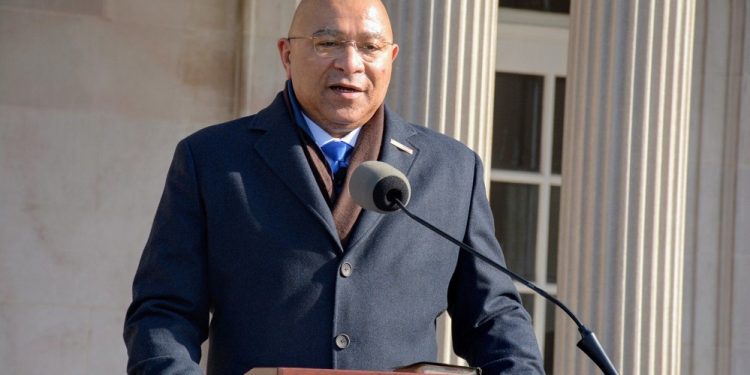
[286,36,395,61]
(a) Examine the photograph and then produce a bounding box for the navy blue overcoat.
[124,93,543,374]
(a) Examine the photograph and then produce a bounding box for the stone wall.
[0,1,248,373]
[3,1,748,374]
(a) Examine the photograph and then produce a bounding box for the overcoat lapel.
[248,94,341,250]
[346,107,420,251]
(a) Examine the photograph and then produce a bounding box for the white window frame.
[493,7,569,360]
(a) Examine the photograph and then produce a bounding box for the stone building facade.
[0,1,747,374]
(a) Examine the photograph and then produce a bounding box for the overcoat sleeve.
[447,154,545,374]
[123,139,209,374]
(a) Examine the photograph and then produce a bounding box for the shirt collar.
[302,112,361,148]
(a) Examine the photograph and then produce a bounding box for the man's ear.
[277,38,293,79]
[390,43,399,62]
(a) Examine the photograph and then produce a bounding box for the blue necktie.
[321,141,353,194]
[321,141,354,175]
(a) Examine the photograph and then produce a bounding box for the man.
[124,0,544,374]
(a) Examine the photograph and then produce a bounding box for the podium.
[246,362,480,375]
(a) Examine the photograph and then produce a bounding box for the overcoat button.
[335,334,350,349]
[340,262,353,277]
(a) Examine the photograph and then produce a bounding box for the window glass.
[492,73,544,172]
[545,301,556,374]
[499,0,571,14]
[552,77,566,174]
[490,182,538,280]
[520,293,535,315]
[547,186,560,283]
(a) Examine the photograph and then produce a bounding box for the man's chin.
[319,116,369,137]
[327,112,371,127]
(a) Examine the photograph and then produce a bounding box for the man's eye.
[360,42,382,52]
[316,40,340,48]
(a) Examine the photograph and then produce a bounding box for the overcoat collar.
[246,92,420,253]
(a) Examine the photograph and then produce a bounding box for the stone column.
[382,0,497,172]
[381,0,498,365]
[557,1,695,374]
[555,0,694,374]
[682,1,750,374]
[236,0,298,116]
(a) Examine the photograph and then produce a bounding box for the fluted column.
[382,0,497,173]
[237,0,298,116]
[557,1,695,374]
[682,1,750,374]
[381,0,498,365]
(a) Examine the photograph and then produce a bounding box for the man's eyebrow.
[311,29,343,37]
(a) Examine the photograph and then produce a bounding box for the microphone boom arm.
[393,199,618,375]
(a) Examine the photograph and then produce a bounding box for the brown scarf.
[282,90,384,247]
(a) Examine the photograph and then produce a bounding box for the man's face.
[278,0,399,137]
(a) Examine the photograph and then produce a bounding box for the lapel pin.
[390,139,414,155]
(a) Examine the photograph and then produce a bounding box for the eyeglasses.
[287,36,394,61]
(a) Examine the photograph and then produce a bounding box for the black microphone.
[349,161,411,213]
[349,161,618,375]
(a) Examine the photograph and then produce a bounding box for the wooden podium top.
[248,368,396,375]
[246,363,479,375]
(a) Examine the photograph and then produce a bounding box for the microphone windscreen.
[350,161,411,213]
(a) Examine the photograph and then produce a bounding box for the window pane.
[520,293,535,316]
[552,77,566,174]
[545,301,556,374]
[493,72,543,172]
[498,0,570,14]
[490,182,538,280]
[547,186,560,283]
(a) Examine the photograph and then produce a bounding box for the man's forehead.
[290,0,393,38]
[311,28,388,40]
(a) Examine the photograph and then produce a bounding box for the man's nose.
[334,43,365,73]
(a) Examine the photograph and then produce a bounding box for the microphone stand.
[393,199,618,375]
